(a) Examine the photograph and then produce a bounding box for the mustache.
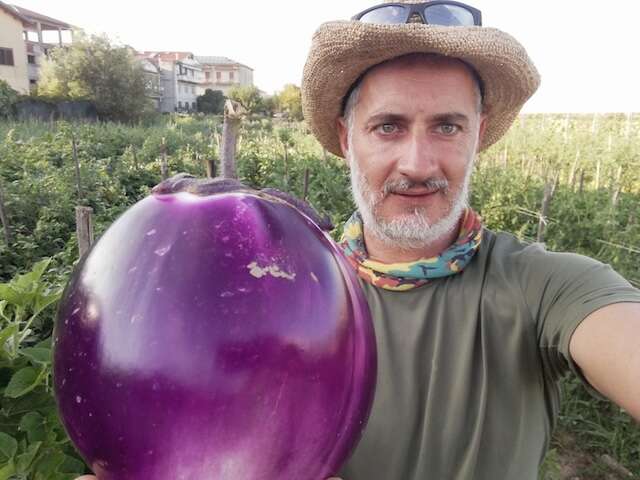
[382,177,449,196]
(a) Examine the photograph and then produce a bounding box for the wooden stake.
[72,134,83,201]
[537,177,557,243]
[595,157,602,190]
[283,144,289,188]
[75,206,94,257]
[302,167,310,202]
[220,100,245,179]
[624,113,632,139]
[160,137,168,180]
[611,165,623,208]
[590,113,598,136]
[0,181,11,245]
[132,145,139,170]
[568,149,580,187]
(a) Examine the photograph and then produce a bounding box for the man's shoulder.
[481,227,606,280]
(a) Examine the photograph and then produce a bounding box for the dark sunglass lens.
[359,5,410,24]
[423,5,475,26]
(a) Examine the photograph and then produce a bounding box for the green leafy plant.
[0,259,87,479]
[0,81,19,119]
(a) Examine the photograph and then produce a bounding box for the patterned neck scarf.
[339,208,483,291]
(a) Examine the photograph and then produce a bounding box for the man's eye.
[438,124,459,135]
[377,123,398,134]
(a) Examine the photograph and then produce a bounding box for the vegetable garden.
[0,113,638,479]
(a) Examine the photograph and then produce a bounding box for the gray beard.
[347,151,472,251]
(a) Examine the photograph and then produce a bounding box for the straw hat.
[301,0,540,157]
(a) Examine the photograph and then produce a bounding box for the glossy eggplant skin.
[53,191,376,480]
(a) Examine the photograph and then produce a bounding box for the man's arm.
[569,302,640,421]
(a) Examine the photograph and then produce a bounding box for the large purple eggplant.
[53,189,376,480]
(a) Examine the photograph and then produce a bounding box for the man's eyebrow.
[365,112,407,125]
[364,111,472,125]
[432,112,471,124]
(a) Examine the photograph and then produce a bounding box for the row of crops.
[0,113,638,478]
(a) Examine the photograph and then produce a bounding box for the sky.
[14,0,640,113]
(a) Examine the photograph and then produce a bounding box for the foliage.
[0,113,639,478]
[196,89,225,115]
[37,32,152,122]
[0,259,87,479]
[275,84,303,120]
[0,81,19,118]
[227,85,263,114]
[260,95,277,117]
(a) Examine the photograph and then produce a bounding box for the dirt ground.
[554,431,637,479]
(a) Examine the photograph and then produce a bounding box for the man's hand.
[153,174,333,231]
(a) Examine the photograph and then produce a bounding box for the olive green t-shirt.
[339,229,640,480]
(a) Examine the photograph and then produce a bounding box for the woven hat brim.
[302,21,540,157]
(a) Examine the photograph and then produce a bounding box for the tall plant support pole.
[220,99,246,179]
[611,165,624,209]
[537,177,557,243]
[75,206,94,257]
[160,137,169,180]
[624,113,632,139]
[72,134,83,201]
[0,181,11,245]
[302,167,310,202]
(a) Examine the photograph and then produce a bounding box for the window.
[216,71,221,81]
[28,55,36,64]
[0,48,15,66]
[229,71,234,81]
[205,71,210,80]
[192,102,196,110]
[191,85,195,94]
[178,101,182,109]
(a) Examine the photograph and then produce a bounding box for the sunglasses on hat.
[352,1,482,27]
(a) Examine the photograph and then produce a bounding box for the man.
[76,1,640,479]
[300,1,640,479]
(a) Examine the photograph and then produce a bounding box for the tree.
[37,32,152,122]
[197,89,225,114]
[261,95,277,117]
[0,80,18,118]
[227,85,263,114]
[276,84,303,120]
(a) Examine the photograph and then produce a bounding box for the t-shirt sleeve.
[513,243,640,393]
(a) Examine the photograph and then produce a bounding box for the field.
[0,113,638,478]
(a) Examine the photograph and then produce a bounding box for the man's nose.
[396,130,439,181]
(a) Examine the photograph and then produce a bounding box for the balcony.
[176,73,203,84]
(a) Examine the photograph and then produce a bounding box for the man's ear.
[475,113,488,154]
[336,117,349,158]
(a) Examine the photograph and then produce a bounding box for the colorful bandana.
[339,208,483,291]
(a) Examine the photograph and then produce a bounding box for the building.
[0,2,29,92]
[196,56,253,96]
[0,2,72,93]
[135,55,162,111]
[141,51,205,113]
[13,4,73,91]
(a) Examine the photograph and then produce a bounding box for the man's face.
[337,56,487,249]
